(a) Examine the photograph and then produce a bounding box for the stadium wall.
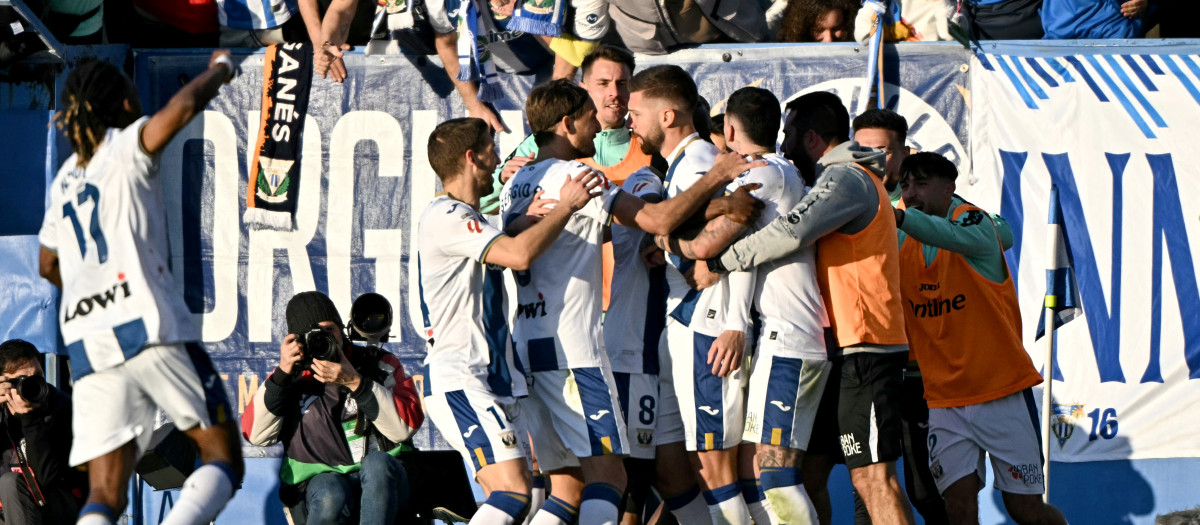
[0,41,1196,524]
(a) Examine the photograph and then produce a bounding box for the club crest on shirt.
[636,428,654,446]
[499,430,517,448]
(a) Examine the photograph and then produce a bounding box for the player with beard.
[499,79,761,525]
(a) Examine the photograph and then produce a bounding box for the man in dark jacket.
[241,291,424,525]
[0,339,86,524]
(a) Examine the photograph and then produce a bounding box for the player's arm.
[486,171,601,270]
[611,152,765,235]
[707,268,755,377]
[38,247,60,289]
[434,32,507,133]
[712,166,874,273]
[140,50,235,156]
[896,207,1001,258]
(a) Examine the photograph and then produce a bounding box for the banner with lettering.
[964,41,1200,462]
[131,44,969,454]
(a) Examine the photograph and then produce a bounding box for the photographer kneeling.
[0,339,86,524]
[241,292,424,524]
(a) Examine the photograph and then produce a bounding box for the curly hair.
[54,59,136,167]
[777,0,860,43]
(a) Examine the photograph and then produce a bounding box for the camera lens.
[305,329,338,361]
[13,375,48,404]
[350,293,392,339]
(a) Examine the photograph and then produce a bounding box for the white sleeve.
[726,164,782,201]
[434,206,505,263]
[723,269,757,333]
[570,0,610,41]
[427,0,457,34]
[37,186,59,253]
[554,161,621,225]
[118,117,157,179]
[623,169,664,200]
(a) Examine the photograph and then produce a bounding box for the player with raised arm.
[417,117,603,525]
[38,53,243,525]
[499,78,761,525]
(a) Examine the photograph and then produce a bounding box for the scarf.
[456,0,503,102]
[507,0,566,37]
[245,42,314,230]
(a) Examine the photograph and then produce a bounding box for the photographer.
[0,339,86,524]
[241,292,424,525]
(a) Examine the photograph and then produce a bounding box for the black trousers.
[0,471,81,525]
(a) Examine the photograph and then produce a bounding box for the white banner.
[965,46,1200,462]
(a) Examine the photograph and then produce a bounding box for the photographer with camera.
[0,339,86,524]
[241,291,424,525]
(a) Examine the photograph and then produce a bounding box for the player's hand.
[709,151,768,183]
[501,154,534,184]
[1120,0,1147,18]
[469,103,509,134]
[208,50,236,83]
[639,234,665,268]
[279,334,305,375]
[315,42,351,83]
[0,382,36,415]
[720,184,763,225]
[558,169,602,212]
[684,259,720,290]
[526,189,557,219]
[707,330,745,377]
[311,347,362,391]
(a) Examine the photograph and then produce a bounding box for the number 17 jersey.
[38,117,198,379]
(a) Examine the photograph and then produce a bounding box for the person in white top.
[659,87,833,525]
[500,78,762,525]
[628,66,771,525]
[37,52,242,525]
[417,117,602,525]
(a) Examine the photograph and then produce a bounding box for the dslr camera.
[2,374,49,405]
[297,324,340,372]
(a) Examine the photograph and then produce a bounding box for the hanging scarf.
[245,42,314,230]
[507,0,566,37]
[456,0,503,102]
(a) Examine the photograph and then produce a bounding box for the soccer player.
[660,86,833,525]
[37,53,243,525]
[630,66,760,525]
[894,152,1066,525]
[706,92,916,525]
[852,108,910,205]
[417,117,603,525]
[500,78,760,525]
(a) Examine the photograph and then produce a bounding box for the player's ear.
[661,107,675,129]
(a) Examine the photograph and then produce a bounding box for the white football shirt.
[499,159,622,371]
[732,154,829,359]
[416,194,528,397]
[38,117,199,378]
[604,168,665,374]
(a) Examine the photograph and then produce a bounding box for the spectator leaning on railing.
[777,0,859,42]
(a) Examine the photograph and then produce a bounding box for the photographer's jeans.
[303,450,409,525]
[0,471,81,524]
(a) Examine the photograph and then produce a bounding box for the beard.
[785,147,817,186]
[636,126,664,156]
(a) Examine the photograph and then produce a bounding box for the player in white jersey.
[662,88,833,524]
[417,117,603,525]
[628,67,767,525]
[37,54,242,525]
[499,79,761,525]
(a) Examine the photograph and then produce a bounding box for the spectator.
[303,0,379,82]
[777,0,859,42]
[0,339,86,525]
[899,0,955,41]
[104,0,218,48]
[1041,0,1151,39]
[216,0,308,47]
[607,0,769,54]
[23,0,102,44]
[429,0,611,132]
[957,0,1044,40]
[242,291,424,525]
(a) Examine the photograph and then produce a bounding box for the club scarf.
[508,0,566,37]
[455,0,503,102]
[245,42,314,230]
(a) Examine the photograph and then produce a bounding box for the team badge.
[1051,403,1085,449]
[636,429,654,446]
[930,460,943,480]
[499,431,517,448]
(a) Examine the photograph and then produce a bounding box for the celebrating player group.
[417,43,1068,525]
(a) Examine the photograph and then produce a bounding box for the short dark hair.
[726,87,781,148]
[580,45,635,79]
[900,151,958,182]
[526,78,593,147]
[629,65,698,115]
[0,340,40,374]
[852,108,909,143]
[710,114,725,136]
[785,91,849,144]
[427,118,491,181]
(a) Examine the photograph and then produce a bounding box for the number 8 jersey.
[38,117,199,378]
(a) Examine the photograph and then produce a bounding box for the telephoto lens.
[8,375,49,404]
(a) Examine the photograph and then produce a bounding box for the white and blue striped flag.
[1036,185,1082,340]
